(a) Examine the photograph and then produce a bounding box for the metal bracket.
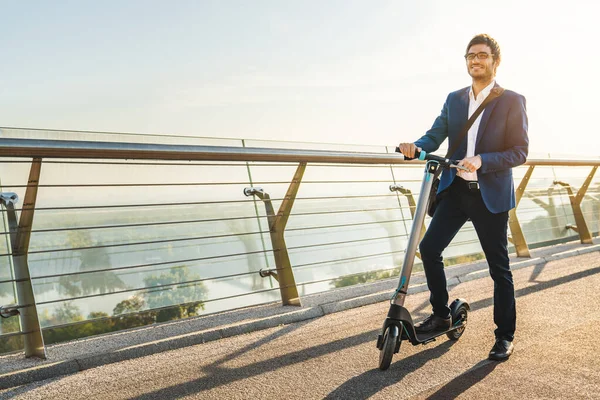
[0,192,18,207]
[258,268,279,281]
[565,224,578,232]
[0,304,21,318]
[244,187,265,198]
[389,185,419,219]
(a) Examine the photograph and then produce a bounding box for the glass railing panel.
[0,265,19,348]
[0,157,285,328]
[513,166,574,246]
[0,281,15,308]
[0,252,12,283]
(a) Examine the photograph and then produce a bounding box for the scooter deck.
[414,324,464,344]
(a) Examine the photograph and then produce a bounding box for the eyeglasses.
[464,52,493,61]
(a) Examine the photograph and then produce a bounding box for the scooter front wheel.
[378,324,399,370]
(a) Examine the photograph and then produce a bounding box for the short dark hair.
[466,34,501,63]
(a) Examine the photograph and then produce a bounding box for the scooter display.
[376,149,470,370]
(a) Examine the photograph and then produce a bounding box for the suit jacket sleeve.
[479,94,529,173]
[414,94,451,153]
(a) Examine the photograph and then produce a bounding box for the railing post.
[555,166,597,244]
[1,158,46,358]
[509,166,534,258]
[244,162,306,306]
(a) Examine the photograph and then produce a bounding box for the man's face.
[466,44,497,81]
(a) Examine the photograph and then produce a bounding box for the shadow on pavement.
[324,341,455,400]
[529,262,548,282]
[128,327,382,399]
[0,377,60,399]
[469,264,600,312]
[423,359,498,400]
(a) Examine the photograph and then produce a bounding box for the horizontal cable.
[22,214,260,234]
[3,181,266,188]
[0,230,267,257]
[0,331,24,339]
[292,250,403,269]
[289,206,400,218]
[30,248,271,280]
[287,233,410,252]
[286,219,399,233]
[0,199,254,212]
[521,225,581,236]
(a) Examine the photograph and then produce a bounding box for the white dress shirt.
[457,80,495,181]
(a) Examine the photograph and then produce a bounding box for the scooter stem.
[392,160,440,306]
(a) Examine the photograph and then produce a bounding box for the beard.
[469,64,495,82]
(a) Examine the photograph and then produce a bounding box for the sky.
[1,0,599,157]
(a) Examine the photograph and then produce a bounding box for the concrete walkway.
[1,239,599,398]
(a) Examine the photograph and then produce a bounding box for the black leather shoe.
[414,314,451,333]
[488,339,514,361]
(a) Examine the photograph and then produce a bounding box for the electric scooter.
[376,149,471,371]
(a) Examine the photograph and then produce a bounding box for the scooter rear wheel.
[378,324,399,370]
[446,305,468,341]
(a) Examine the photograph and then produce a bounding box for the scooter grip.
[395,147,424,161]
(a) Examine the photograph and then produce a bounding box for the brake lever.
[450,164,470,172]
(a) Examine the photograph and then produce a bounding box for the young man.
[398,34,528,361]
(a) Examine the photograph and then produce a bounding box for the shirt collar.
[469,80,496,102]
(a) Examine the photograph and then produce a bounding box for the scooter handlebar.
[394,146,457,166]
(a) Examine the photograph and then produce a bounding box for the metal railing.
[0,136,598,359]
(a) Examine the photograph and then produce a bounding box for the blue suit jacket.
[414,84,529,214]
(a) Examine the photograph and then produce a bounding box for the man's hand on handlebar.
[397,143,421,159]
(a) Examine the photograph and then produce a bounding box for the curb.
[1,242,598,389]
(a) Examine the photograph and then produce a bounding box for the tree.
[59,231,127,297]
[142,266,207,322]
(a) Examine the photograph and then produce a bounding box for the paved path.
[1,249,599,399]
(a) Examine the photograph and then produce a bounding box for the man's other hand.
[458,155,482,173]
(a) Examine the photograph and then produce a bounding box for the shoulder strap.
[445,86,505,158]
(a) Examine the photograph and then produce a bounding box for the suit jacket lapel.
[457,88,469,124]
[454,88,470,155]
[475,83,502,149]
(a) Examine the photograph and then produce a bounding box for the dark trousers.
[419,176,516,342]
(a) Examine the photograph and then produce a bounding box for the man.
[398,33,528,361]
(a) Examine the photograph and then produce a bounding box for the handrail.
[1,138,599,165]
